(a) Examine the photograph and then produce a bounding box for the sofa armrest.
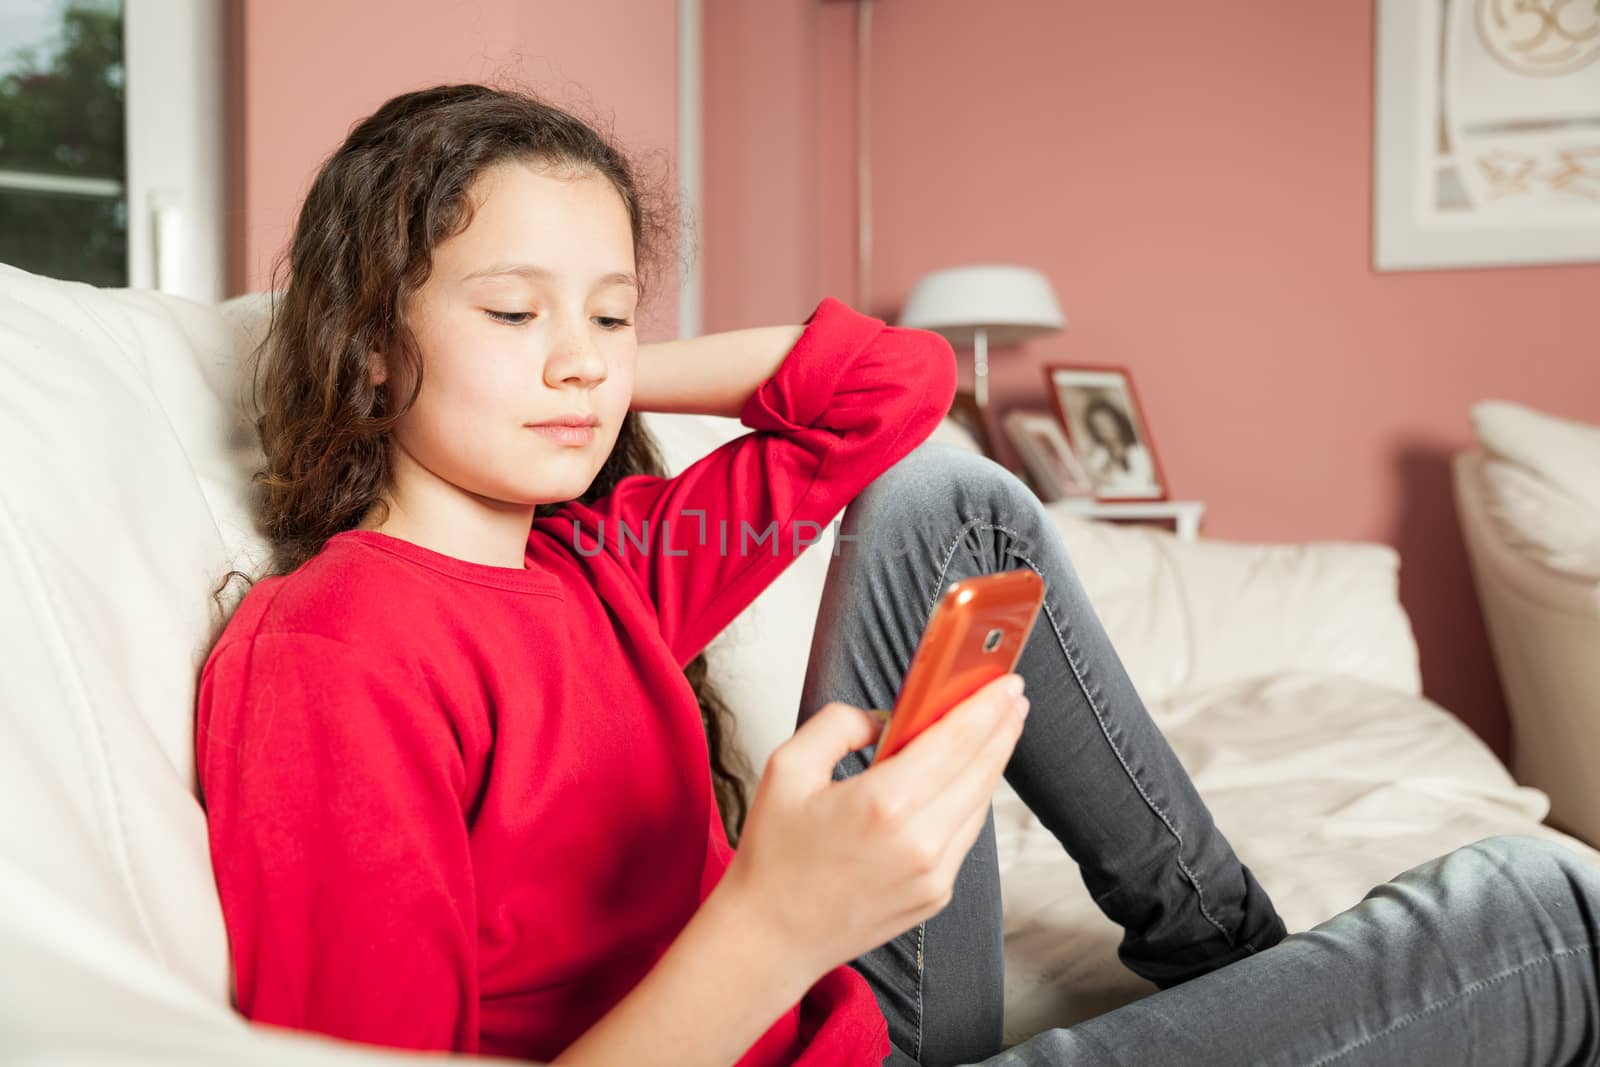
[1454,448,1600,847]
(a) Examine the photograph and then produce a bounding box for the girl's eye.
[484,310,634,330]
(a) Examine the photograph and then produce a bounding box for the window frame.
[123,0,225,302]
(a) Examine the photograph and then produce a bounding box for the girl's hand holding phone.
[718,672,1030,987]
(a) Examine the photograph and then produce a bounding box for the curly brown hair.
[209,81,754,845]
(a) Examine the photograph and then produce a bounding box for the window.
[0,0,223,301]
[0,0,126,286]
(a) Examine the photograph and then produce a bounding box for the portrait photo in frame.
[1042,363,1168,502]
[1000,408,1094,503]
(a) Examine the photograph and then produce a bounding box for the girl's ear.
[367,348,388,387]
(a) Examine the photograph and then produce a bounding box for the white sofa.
[1453,401,1600,852]
[3,261,1595,1063]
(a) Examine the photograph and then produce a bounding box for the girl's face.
[371,160,639,511]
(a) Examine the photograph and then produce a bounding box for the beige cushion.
[1472,399,1600,511]
[1470,399,1600,581]
[1477,457,1600,581]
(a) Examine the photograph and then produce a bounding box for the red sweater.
[196,296,958,1064]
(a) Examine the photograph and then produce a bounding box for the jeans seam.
[1307,944,1596,1065]
[915,920,925,1062]
[932,513,1236,952]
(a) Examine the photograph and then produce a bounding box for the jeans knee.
[849,440,1061,577]
[1473,833,1574,867]
[1468,834,1599,899]
[892,440,1042,524]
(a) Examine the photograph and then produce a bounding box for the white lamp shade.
[898,265,1066,348]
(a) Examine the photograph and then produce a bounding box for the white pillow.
[1040,507,1424,705]
[1477,457,1600,581]
[1472,399,1600,512]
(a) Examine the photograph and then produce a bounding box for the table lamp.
[898,265,1066,408]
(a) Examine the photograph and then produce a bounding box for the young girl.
[197,83,1600,1067]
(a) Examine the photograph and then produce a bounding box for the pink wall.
[231,1,1600,765]
[225,0,680,339]
[704,0,1600,763]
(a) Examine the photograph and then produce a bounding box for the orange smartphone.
[870,568,1046,765]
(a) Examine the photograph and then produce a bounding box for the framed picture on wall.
[1000,409,1094,503]
[1042,364,1169,502]
[1373,0,1600,270]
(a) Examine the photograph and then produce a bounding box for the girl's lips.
[527,423,596,446]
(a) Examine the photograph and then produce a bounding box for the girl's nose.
[544,320,608,388]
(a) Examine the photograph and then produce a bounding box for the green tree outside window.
[0,0,126,286]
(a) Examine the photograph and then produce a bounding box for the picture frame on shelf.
[1042,363,1169,502]
[1000,408,1094,503]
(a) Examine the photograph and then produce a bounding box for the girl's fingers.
[862,675,1024,813]
[784,701,884,788]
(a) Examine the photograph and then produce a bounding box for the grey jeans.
[793,440,1600,1066]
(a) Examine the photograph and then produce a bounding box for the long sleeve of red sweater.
[563,295,959,668]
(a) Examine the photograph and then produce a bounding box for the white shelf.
[1049,499,1206,541]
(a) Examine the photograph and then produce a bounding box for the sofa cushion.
[0,262,261,1007]
[1036,507,1424,707]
